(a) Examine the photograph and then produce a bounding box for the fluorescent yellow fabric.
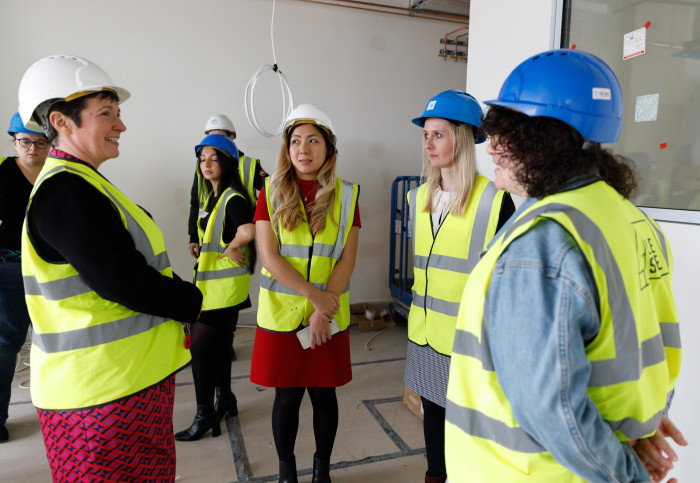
[195,187,250,311]
[445,181,680,481]
[257,177,359,333]
[238,155,259,203]
[407,176,504,355]
[22,156,190,410]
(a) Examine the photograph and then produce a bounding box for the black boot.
[278,458,298,483]
[214,387,238,420]
[312,455,331,483]
[174,404,221,441]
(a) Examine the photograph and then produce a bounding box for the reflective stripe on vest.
[22,157,190,410]
[24,164,173,351]
[444,181,680,480]
[407,176,504,355]
[195,187,251,310]
[257,177,358,332]
[239,155,258,204]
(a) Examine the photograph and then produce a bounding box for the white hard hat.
[18,55,130,132]
[283,104,336,142]
[205,114,236,136]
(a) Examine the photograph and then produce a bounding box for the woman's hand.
[633,415,687,483]
[308,311,332,349]
[218,244,245,266]
[188,243,200,259]
[308,289,339,321]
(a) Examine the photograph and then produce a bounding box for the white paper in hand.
[297,319,340,349]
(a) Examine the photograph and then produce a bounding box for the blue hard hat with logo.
[7,112,45,136]
[195,134,239,162]
[412,89,486,143]
[485,49,623,143]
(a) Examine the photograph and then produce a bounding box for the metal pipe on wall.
[295,0,469,24]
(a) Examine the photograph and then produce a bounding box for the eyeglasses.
[15,138,49,149]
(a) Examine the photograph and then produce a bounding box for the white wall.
[468,0,699,478]
[0,0,467,311]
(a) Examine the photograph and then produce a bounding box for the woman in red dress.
[251,104,360,483]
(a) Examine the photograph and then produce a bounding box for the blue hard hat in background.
[195,134,239,162]
[412,89,486,144]
[485,49,623,144]
[7,112,45,136]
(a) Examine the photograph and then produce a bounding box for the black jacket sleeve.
[188,172,200,244]
[29,172,202,323]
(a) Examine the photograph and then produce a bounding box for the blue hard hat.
[412,89,486,143]
[485,49,623,143]
[195,134,239,162]
[7,112,45,136]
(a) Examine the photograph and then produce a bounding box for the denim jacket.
[486,187,651,482]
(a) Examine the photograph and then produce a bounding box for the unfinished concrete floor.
[2,321,426,482]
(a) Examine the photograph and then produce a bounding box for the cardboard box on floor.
[403,384,423,421]
[348,302,391,332]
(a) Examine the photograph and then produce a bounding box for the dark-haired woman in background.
[176,134,256,441]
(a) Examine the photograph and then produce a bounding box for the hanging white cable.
[245,0,294,138]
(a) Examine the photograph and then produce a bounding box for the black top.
[198,192,253,243]
[188,153,267,243]
[27,152,202,324]
[0,157,32,251]
[497,193,516,232]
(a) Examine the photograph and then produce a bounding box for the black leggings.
[189,313,237,406]
[272,387,338,462]
[421,396,446,477]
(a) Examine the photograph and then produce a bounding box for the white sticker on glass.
[635,93,659,122]
[624,27,646,60]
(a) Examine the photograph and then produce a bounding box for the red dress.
[250,179,360,388]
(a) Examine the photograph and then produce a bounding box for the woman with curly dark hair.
[445,50,683,482]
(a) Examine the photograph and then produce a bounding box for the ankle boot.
[214,387,238,420]
[312,455,331,483]
[424,473,447,483]
[278,458,298,483]
[174,404,221,441]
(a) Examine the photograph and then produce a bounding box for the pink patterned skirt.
[37,376,176,482]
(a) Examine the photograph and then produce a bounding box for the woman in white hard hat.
[175,134,256,442]
[0,113,49,443]
[444,49,684,482]
[404,90,514,483]
[250,104,360,483]
[18,55,201,481]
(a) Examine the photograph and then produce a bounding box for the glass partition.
[563,0,700,223]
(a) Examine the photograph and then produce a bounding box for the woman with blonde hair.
[404,90,514,483]
[251,104,360,483]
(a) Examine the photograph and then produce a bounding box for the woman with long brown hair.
[176,134,256,441]
[251,104,360,483]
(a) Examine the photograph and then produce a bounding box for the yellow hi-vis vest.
[445,181,681,482]
[21,156,191,410]
[257,177,359,333]
[239,155,259,204]
[195,187,251,311]
[407,175,504,355]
